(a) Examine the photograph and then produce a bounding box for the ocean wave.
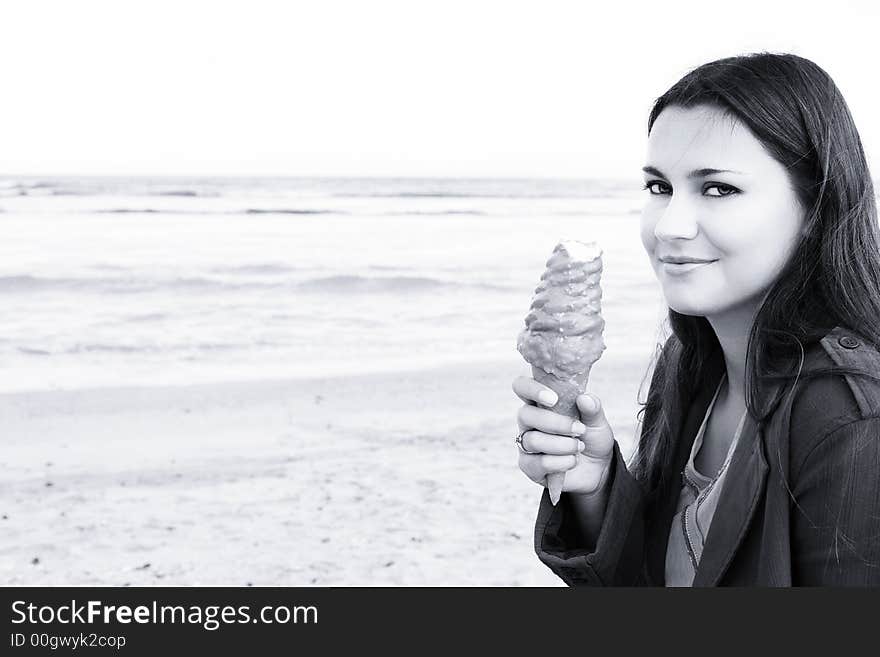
[209,263,300,275]
[338,193,497,200]
[157,190,201,197]
[83,207,630,219]
[296,274,512,294]
[65,342,244,354]
[0,180,220,198]
[0,272,514,296]
[367,265,411,271]
[96,208,164,214]
[0,275,64,292]
[332,191,603,200]
[334,192,582,199]
[17,346,51,356]
[67,343,158,354]
[15,340,284,357]
[89,188,219,198]
[383,210,487,216]
[244,208,342,215]
[92,208,344,216]
[0,274,275,295]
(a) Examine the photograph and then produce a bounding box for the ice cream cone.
[517,239,605,506]
[532,365,591,505]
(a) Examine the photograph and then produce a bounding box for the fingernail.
[538,390,558,406]
[571,421,586,435]
[582,394,596,412]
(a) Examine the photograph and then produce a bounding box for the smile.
[661,260,718,275]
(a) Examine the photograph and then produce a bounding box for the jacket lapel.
[645,360,725,584]
[691,412,769,586]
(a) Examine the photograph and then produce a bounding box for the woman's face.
[639,104,805,318]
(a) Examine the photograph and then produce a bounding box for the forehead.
[646,104,771,173]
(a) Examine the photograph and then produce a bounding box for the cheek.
[714,208,802,291]
[723,238,791,288]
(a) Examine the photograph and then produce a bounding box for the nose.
[652,194,700,242]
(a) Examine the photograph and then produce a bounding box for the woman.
[513,52,880,586]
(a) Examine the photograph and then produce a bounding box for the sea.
[0,176,667,393]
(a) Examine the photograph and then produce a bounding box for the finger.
[518,452,549,486]
[512,376,559,408]
[518,404,586,437]
[575,393,615,458]
[539,454,578,474]
[520,430,582,456]
[518,452,577,486]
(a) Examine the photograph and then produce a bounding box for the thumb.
[575,393,615,459]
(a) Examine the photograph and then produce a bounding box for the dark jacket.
[534,326,880,586]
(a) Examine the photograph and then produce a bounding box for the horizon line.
[0,172,642,182]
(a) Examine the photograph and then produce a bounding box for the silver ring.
[516,430,539,455]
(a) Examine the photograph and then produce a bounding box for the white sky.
[1,0,878,179]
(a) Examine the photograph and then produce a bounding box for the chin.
[663,292,724,317]
[665,290,760,319]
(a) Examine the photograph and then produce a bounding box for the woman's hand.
[512,376,615,497]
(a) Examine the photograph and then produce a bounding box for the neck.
[706,299,761,407]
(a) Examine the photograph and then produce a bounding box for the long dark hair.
[630,52,880,502]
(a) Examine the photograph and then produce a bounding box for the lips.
[660,259,717,276]
[658,256,717,264]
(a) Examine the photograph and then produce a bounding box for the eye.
[703,183,739,197]
[642,180,670,195]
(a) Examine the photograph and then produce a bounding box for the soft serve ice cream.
[517,240,605,505]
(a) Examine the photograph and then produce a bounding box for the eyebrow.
[641,165,745,179]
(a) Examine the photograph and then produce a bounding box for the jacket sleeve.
[533,440,648,585]
[790,417,880,586]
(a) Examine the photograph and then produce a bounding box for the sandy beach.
[0,350,654,586]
